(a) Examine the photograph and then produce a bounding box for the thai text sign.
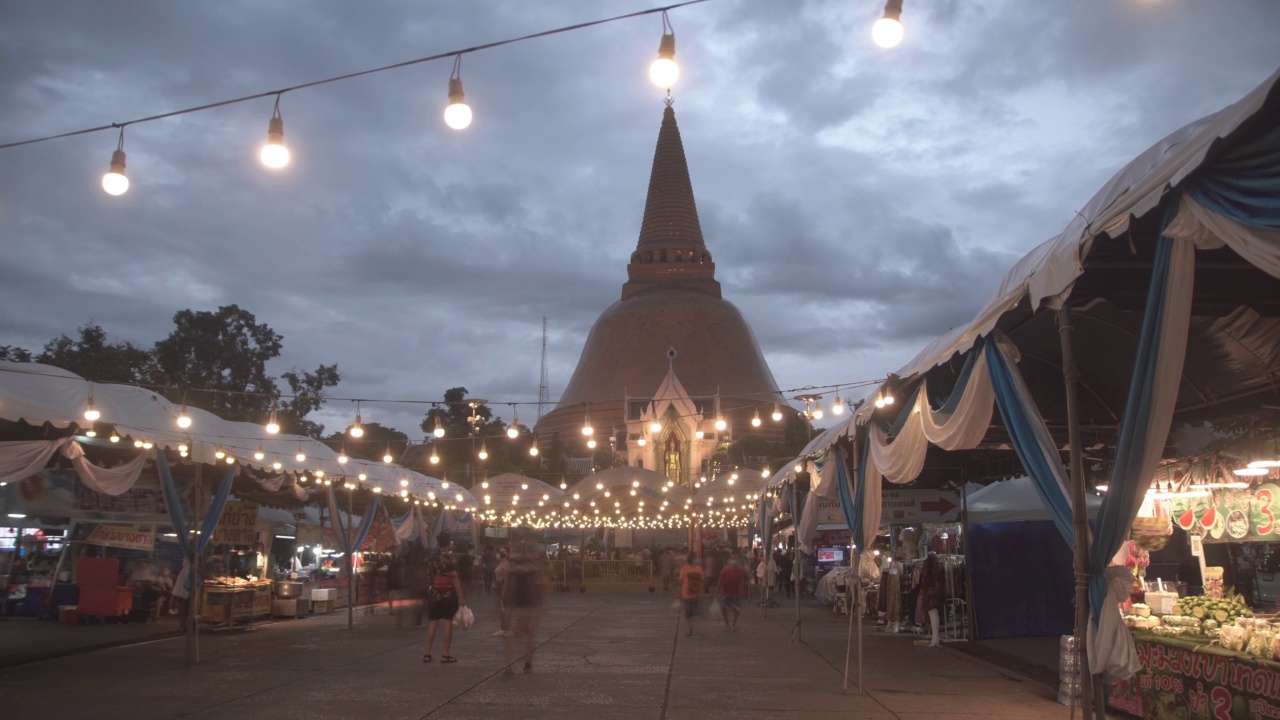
[212,501,259,546]
[881,489,960,523]
[1109,635,1280,719]
[85,523,155,551]
[1168,481,1280,543]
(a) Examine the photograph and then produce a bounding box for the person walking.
[718,553,747,632]
[679,554,705,637]
[502,546,544,675]
[658,548,674,593]
[490,549,512,637]
[481,546,498,594]
[423,533,468,664]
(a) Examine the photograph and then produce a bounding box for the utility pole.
[538,317,550,420]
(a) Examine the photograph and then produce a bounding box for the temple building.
[535,100,789,486]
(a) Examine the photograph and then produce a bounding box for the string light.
[649,10,679,88]
[83,384,100,422]
[176,395,192,428]
[101,128,129,196]
[444,55,473,130]
[582,406,594,436]
[478,440,489,461]
[637,437,647,447]
[529,444,539,457]
[383,445,394,463]
[337,445,349,464]
[431,410,445,438]
[771,402,783,422]
[215,447,226,460]
[109,431,120,443]
[260,95,290,169]
[751,408,761,427]
[295,446,306,462]
[715,415,727,432]
[430,448,440,465]
[85,429,96,437]
[265,406,280,434]
[507,406,520,439]
[831,389,844,415]
[587,438,597,449]
[872,0,905,49]
[273,460,283,471]
[349,401,364,438]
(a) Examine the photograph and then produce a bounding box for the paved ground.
[0,592,1072,719]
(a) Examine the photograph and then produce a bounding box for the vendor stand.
[199,577,271,628]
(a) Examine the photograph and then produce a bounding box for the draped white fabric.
[868,348,998,484]
[1165,194,1280,280]
[61,441,151,496]
[256,474,288,492]
[796,485,820,553]
[861,449,884,550]
[0,438,69,484]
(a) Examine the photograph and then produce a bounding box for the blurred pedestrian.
[490,548,512,637]
[423,532,468,664]
[679,554,705,636]
[658,548,673,593]
[502,545,544,675]
[718,554,746,632]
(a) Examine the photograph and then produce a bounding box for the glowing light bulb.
[649,29,679,88]
[176,404,192,428]
[762,467,770,477]
[872,12,904,49]
[101,144,129,196]
[273,460,282,470]
[215,448,226,459]
[349,423,363,438]
[507,426,519,439]
[85,429,97,437]
[296,450,306,462]
[260,113,290,169]
[430,451,440,465]
[432,416,445,438]
[649,421,662,434]
[109,432,120,443]
[478,443,488,461]
[265,408,280,434]
[813,408,824,420]
[225,456,235,464]
[751,409,761,427]
[383,446,394,463]
[444,71,473,130]
[875,396,886,409]
[715,417,727,431]
[637,437,647,447]
[831,394,844,415]
[254,447,266,461]
[84,390,101,421]
[529,445,539,457]
[587,439,597,449]
[338,450,348,464]
[772,403,783,422]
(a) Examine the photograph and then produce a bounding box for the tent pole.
[1057,304,1096,720]
[347,488,354,631]
[842,548,859,693]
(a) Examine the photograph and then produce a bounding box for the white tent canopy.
[965,477,1101,525]
[0,361,473,506]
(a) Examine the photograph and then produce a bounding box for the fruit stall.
[1105,454,1280,719]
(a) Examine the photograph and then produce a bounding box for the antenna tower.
[537,317,550,419]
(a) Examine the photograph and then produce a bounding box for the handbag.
[453,604,475,630]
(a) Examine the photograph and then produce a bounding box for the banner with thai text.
[84,523,155,551]
[1109,635,1280,719]
[212,501,259,546]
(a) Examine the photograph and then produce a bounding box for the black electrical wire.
[0,0,713,151]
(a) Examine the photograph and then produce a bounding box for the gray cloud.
[2,0,1278,438]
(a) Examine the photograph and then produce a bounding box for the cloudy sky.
[2,0,1278,438]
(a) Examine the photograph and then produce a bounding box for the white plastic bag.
[454,605,475,630]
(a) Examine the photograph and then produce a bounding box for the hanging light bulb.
[444,54,473,130]
[176,396,192,428]
[529,445,539,457]
[83,384,101,422]
[109,430,120,443]
[142,441,154,450]
[432,411,445,438]
[337,445,349,464]
[295,447,306,462]
[715,416,727,432]
[430,448,440,465]
[254,446,266,461]
[349,402,364,438]
[273,460,283,471]
[762,466,771,477]
[872,0,905,48]
[649,421,662,434]
[84,429,97,438]
[884,391,895,406]
[101,128,130,196]
[649,11,679,88]
[259,95,290,169]
[582,407,594,436]
[507,407,520,439]
[771,402,783,422]
[359,472,367,481]
[587,438,597,449]
[478,440,488,461]
[383,445,394,463]
[637,437,647,447]
[215,447,226,460]
[751,408,762,427]
[812,406,824,420]
[874,394,886,409]
[265,406,280,434]
[831,390,844,415]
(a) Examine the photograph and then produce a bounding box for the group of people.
[417,533,544,674]
[674,550,749,635]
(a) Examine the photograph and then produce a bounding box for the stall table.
[200,580,271,628]
[1109,630,1280,719]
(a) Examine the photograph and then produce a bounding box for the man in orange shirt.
[679,554,705,637]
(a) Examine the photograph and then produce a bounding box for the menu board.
[1167,482,1280,543]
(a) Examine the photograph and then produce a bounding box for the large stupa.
[535,100,787,485]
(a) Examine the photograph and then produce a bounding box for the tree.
[0,345,33,362]
[152,305,283,421]
[418,387,544,484]
[36,323,155,384]
[280,364,341,437]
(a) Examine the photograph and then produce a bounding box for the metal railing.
[544,559,654,587]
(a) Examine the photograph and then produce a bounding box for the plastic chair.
[833,580,849,615]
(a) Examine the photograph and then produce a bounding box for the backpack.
[684,569,703,596]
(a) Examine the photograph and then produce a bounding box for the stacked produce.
[1172,594,1252,625]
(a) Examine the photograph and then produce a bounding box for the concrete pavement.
[0,592,1069,719]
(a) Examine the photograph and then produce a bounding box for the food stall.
[200,575,271,627]
[1107,455,1280,718]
